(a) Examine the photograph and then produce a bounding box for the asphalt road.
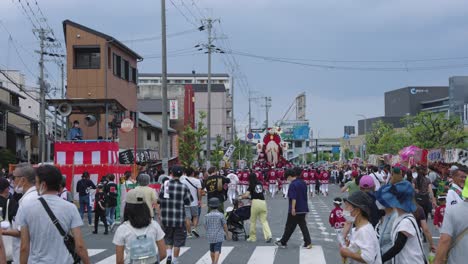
[83,184,440,264]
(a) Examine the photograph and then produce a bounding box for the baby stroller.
[226,199,251,241]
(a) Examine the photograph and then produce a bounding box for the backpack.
[128,224,158,264]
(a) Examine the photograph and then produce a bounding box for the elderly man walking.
[135,173,158,219]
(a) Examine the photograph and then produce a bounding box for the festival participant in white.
[226,170,239,204]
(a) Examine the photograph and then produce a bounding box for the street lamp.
[356,114,367,158]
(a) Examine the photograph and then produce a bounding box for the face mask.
[412,172,418,178]
[13,180,24,194]
[343,210,356,222]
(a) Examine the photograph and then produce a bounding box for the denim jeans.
[79,195,92,224]
[106,207,116,225]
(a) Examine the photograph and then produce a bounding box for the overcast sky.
[1,0,468,138]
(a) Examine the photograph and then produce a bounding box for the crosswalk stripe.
[160,247,190,264]
[89,246,328,264]
[95,254,116,264]
[195,246,234,264]
[88,249,106,257]
[300,246,326,264]
[247,246,277,264]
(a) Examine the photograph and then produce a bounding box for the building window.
[175,80,182,84]
[31,123,38,135]
[0,110,5,131]
[10,94,19,107]
[147,130,151,141]
[131,67,137,84]
[124,60,130,81]
[120,59,126,79]
[185,80,192,84]
[74,47,100,69]
[113,53,121,76]
[294,141,302,148]
[152,79,159,84]
[154,132,159,141]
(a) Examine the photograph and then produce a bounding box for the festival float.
[254,127,291,168]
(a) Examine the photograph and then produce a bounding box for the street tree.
[365,120,394,155]
[210,135,224,169]
[178,111,208,168]
[404,112,467,149]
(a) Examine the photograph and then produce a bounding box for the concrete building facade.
[138,74,233,146]
[63,20,142,149]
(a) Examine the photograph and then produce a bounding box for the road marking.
[247,246,277,264]
[196,246,234,264]
[161,247,190,264]
[300,245,326,264]
[95,254,116,264]
[88,249,106,257]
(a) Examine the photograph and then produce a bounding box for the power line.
[120,28,200,43]
[227,50,468,72]
[169,0,199,27]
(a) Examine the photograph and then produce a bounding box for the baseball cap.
[333,197,343,205]
[450,165,459,172]
[126,189,146,205]
[0,178,10,192]
[171,165,184,177]
[359,175,375,189]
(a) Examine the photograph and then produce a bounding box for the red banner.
[54,141,120,165]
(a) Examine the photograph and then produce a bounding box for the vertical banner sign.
[223,144,236,161]
[169,100,178,120]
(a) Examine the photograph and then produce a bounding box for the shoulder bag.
[2,199,13,261]
[38,197,81,264]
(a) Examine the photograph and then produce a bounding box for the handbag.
[38,197,81,264]
[2,199,13,261]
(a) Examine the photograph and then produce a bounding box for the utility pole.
[161,0,169,172]
[206,18,213,165]
[36,28,50,163]
[231,77,234,143]
[202,18,219,166]
[248,94,252,133]
[61,62,65,140]
[263,96,272,128]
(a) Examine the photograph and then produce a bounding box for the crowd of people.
[328,163,468,264]
[0,161,466,264]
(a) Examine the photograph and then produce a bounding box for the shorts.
[163,226,186,247]
[185,206,199,219]
[210,242,223,253]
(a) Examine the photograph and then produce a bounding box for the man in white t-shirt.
[180,168,202,238]
[226,170,239,204]
[435,175,468,264]
[3,163,40,264]
[18,165,90,264]
[446,168,466,209]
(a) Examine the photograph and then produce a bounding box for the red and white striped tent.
[54,141,119,165]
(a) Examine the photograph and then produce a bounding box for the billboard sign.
[169,100,178,120]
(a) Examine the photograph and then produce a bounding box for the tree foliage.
[403,112,466,149]
[366,112,467,155]
[0,149,16,171]
[210,135,224,169]
[231,138,254,168]
[178,111,208,168]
